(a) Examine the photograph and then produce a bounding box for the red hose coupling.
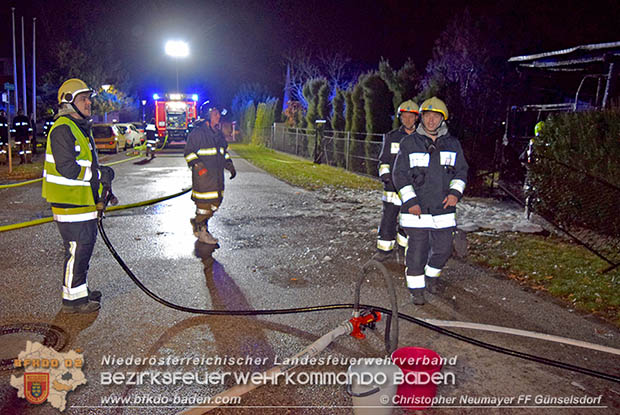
[349,310,381,340]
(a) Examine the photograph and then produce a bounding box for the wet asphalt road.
[0,150,619,414]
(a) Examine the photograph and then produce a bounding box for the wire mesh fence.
[268,124,384,177]
[528,156,620,272]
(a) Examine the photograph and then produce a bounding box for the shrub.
[530,109,620,238]
[331,89,346,167]
[362,72,393,175]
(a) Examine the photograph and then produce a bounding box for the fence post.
[345,131,350,171]
[295,128,299,156]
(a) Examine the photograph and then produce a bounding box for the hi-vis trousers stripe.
[425,265,442,277]
[62,242,87,301]
[396,231,408,248]
[377,239,396,252]
[382,191,402,206]
[406,273,425,289]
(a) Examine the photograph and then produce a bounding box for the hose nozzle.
[349,310,381,340]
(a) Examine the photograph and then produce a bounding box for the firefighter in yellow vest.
[42,78,115,313]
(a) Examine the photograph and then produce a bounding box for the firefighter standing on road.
[42,78,115,314]
[0,109,8,164]
[393,97,468,305]
[184,103,236,244]
[145,117,158,159]
[373,100,419,262]
[12,108,32,164]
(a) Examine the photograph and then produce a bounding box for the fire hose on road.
[96,198,620,385]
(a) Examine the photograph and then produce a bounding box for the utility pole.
[11,7,19,113]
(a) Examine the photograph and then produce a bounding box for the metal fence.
[495,141,620,273]
[265,124,619,272]
[529,157,620,272]
[267,125,384,177]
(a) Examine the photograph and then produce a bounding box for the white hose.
[177,318,619,414]
[421,318,620,356]
[177,321,352,415]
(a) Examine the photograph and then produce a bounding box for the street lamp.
[101,84,111,122]
[164,40,189,93]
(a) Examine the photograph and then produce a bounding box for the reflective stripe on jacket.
[184,120,228,203]
[393,124,468,219]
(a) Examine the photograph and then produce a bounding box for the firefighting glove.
[99,166,115,186]
[226,164,236,179]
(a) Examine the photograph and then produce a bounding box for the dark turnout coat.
[393,124,468,223]
[183,120,233,204]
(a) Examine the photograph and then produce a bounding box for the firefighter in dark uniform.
[0,109,8,164]
[145,117,158,159]
[184,103,236,244]
[42,113,55,137]
[42,78,115,314]
[393,97,468,305]
[29,113,37,155]
[373,100,419,262]
[12,108,32,164]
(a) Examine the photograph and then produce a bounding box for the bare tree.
[284,49,356,108]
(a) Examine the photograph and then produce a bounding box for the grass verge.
[468,231,620,327]
[0,158,43,181]
[230,143,381,191]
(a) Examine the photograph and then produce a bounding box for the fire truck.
[153,93,198,145]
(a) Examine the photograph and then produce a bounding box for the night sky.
[2,0,620,106]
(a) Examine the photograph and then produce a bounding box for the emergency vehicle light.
[191,94,198,101]
[153,93,160,100]
[166,101,187,110]
[169,93,182,100]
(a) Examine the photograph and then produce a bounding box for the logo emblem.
[24,373,49,405]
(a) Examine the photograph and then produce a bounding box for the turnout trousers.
[377,192,408,252]
[194,201,221,229]
[56,219,98,305]
[403,226,454,290]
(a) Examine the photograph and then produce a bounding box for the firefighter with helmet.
[145,117,158,159]
[42,78,115,313]
[393,97,468,305]
[373,100,419,262]
[184,102,236,244]
[12,108,32,164]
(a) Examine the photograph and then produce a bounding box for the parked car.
[93,123,121,153]
[131,122,145,134]
[115,123,144,149]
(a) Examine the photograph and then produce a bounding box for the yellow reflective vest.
[42,117,98,207]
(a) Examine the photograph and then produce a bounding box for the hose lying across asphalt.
[0,187,191,233]
[0,155,141,190]
[97,215,620,383]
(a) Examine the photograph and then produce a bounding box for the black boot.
[88,289,102,302]
[425,277,439,294]
[62,300,100,314]
[371,250,394,263]
[410,288,426,305]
